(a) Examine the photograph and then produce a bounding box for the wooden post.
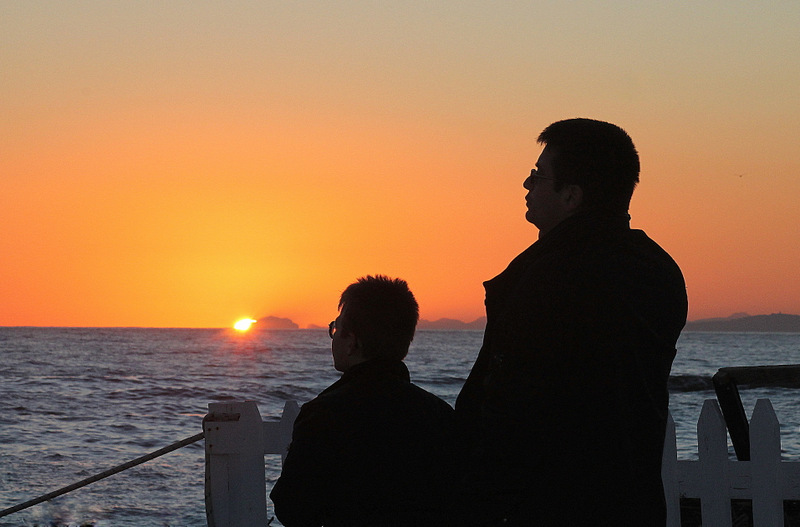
[204,401,268,527]
[751,399,783,526]
[716,365,800,388]
[662,411,681,527]
[697,399,732,527]
[263,400,300,461]
[713,370,750,460]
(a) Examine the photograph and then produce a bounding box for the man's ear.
[561,184,583,213]
[343,332,362,357]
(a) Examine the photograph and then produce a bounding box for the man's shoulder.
[611,229,683,276]
[579,228,681,271]
[568,228,686,314]
[397,383,454,425]
[408,382,454,410]
[585,229,687,318]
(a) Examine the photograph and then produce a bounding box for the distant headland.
[256,316,299,329]
[418,317,487,330]
[683,313,800,333]
[258,316,487,330]
[259,313,800,333]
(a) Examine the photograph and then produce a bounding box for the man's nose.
[523,176,533,190]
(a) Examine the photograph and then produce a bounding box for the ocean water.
[1,327,799,527]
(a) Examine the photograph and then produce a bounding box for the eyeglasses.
[328,320,337,339]
[527,168,557,186]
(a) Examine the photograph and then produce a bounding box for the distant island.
[683,313,800,333]
[256,316,299,329]
[258,312,800,333]
[418,317,487,330]
[256,315,486,330]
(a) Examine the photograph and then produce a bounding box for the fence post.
[263,400,300,462]
[713,369,750,460]
[662,411,681,527]
[751,398,783,526]
[204,401,267,527]
[697,399,731,527]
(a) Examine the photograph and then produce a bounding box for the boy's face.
[330,306,354,372]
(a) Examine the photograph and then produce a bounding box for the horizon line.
[3,312,799,331]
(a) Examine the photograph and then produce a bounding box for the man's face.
[330,307,353,373]
[524,146,576,236]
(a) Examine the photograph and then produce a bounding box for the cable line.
[0,431,204,519]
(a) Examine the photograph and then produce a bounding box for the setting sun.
[233,318,257,332]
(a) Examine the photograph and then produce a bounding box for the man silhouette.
[455,118,688,526]
[271,275,456,526]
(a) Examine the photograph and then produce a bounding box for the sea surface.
[1,328,799,526]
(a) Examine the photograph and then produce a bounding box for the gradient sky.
[3,1,799,328]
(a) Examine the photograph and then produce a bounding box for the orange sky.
[3,2,799,328]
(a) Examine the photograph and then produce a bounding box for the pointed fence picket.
[205,398,799,527]
[662,398,800,527]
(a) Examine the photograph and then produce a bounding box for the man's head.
[329,275,419,372]
[524,118,639,235]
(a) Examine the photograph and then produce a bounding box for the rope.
[0,431,204,519]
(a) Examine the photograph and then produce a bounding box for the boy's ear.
[344,332,360,355]
[561,184,583,212]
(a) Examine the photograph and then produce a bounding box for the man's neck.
[537,208,631,240]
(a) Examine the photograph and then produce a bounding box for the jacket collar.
[341,358,411,383]
[538,208,631,244]
[483,208,631,313]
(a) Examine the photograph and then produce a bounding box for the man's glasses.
[527,168,557,186]
[328,320,337,339]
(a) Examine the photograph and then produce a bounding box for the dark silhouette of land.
[270,313,800,332]
[256,316,299,329]
[264,316,487,330]
[418,317,486,330]
[683,313,800,332]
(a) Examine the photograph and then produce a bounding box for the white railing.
[203,400,299,527]
[662,398,800,527]
[204,398,799,527]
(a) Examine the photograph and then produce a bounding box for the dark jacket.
[455,211,688,526]
[271,358,457,527]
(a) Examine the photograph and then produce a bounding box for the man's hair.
[338,275,419,361]
[538,118,640,214]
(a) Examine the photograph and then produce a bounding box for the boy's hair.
[338,275,419,361]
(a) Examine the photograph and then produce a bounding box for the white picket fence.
[203,400,300,527]
[204,398,799,527]
[662,398,800,527]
